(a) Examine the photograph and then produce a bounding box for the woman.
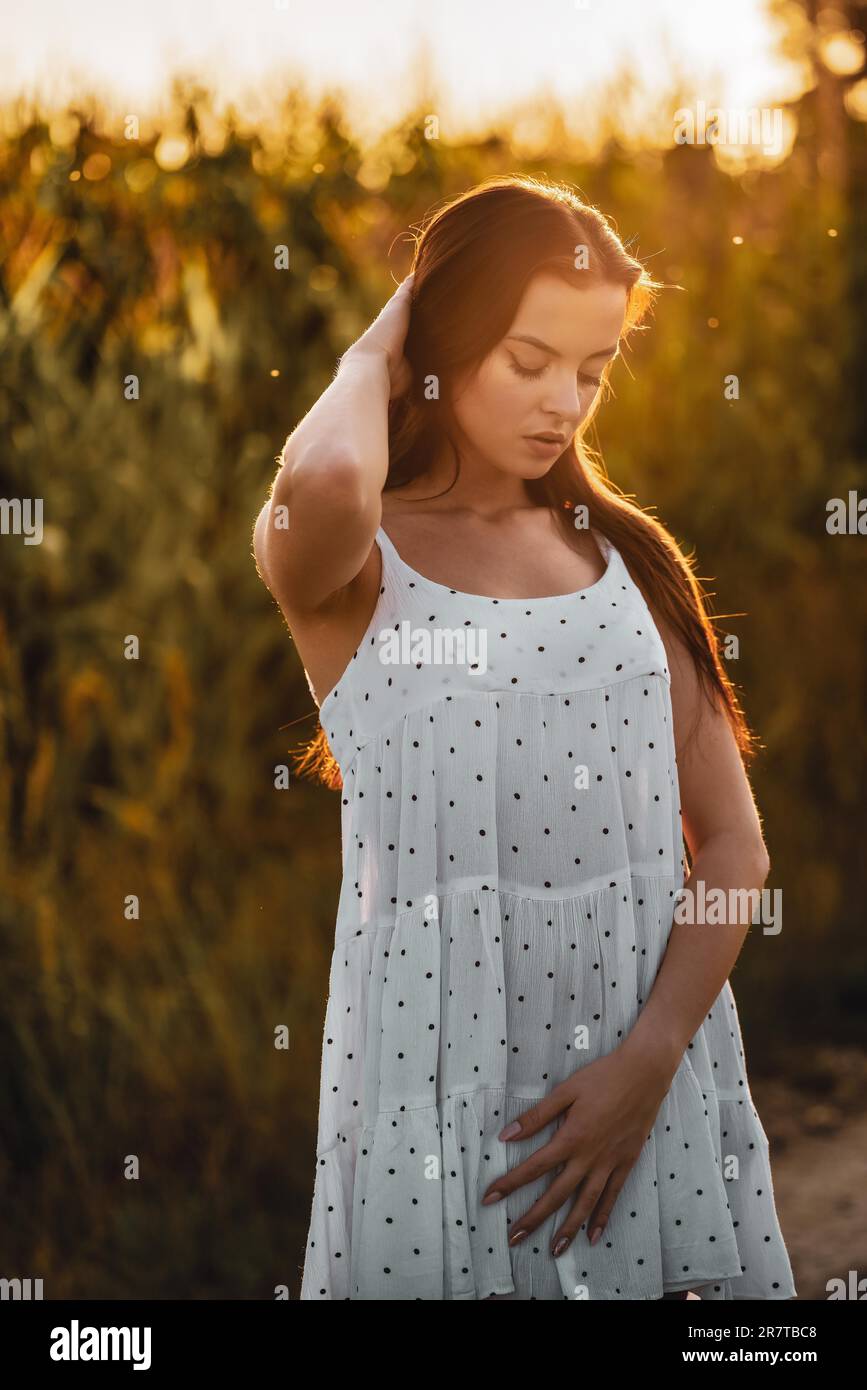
[253,175,796,1301]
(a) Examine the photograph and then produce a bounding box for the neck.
[389,437,538,518]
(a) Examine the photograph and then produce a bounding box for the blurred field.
[1,43,866,1297]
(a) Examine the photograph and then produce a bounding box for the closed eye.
[510,359,546,381]
[509,355,602,387]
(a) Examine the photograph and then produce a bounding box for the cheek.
[453,360,526,443]
[452,364,500,433]
[472,362,525,427]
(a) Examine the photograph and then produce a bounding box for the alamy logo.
[49,1320,152,1370]
[826,491,866,533]
[673,101,784,157]
[673,882,782,935]
[826,1270,867,1299]
[0,1276,43,1299]
[0,497,43,544]
[378,621,488,675]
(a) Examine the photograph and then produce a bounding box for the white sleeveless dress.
[299,524,796,1301]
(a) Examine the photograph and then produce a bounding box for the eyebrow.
[507,334,620,362]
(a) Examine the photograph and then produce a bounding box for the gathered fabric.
[299,525,796,1301]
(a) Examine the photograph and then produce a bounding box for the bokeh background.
[1,0,865,1300]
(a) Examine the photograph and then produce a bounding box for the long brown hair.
[292,174,758,791]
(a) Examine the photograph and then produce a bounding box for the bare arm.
[252,275,414,614]
[254,350,391,612]
[619,614,770,1086]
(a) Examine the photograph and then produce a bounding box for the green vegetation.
[1,64,865,1296]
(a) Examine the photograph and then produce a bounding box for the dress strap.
[375,525,402,582]
[591,528,614,562]
[375,524,397,556]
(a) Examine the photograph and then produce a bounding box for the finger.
[582,1166,631,1249]
[551,1165,630,1257]
[481,1130,571,1205]
[497,1086,572,1144]
[503,1161,588,1247]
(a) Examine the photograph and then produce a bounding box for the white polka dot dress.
[299,524,797,1301]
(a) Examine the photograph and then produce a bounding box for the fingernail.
[552,1236,571,1257]
[482,1191,503,1205]
[590,1226,603,1246]
[508,1228,528,1246]
[499,1122,521,1140]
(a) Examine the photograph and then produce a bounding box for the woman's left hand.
[480,1044,677,1256]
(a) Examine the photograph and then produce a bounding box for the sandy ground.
[750,1046,867,1302]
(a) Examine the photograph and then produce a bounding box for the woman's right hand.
[341,273,414,401]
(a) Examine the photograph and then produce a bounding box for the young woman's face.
[450,272,628,478]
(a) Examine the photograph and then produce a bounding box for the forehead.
[507,272,628,354]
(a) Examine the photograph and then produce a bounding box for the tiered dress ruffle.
[299,526,796,1301]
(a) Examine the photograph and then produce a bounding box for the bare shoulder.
[268,527,384,710]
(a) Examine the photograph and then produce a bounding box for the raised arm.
[252,274,414,614]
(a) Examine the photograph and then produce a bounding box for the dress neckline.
[375,523,616,606]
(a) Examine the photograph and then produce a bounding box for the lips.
[527,434,565,445]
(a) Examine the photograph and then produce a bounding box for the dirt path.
[751,1047,867,1302]
[770,1112,867,1301]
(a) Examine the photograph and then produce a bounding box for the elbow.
[252,503,274,591]
[277,447,372,521]
[754,841,771,886]
[692,829,770,886]
[738,832,769,886]
[282,444,369,501]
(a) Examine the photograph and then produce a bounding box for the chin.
[492,461,545,482]
[520,457,559,478]
[492,445,551,475]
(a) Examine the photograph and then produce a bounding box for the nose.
[542,372,584,428]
